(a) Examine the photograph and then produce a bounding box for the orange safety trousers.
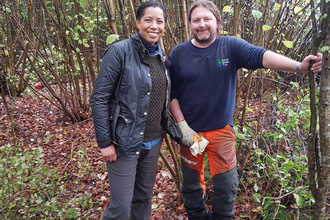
[180,124,236,195]
[180,124,238,220]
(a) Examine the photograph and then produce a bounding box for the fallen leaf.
[100,172,108,180]
[178,203,184,211]
[158,192,164,199]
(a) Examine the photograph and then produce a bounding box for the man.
[169,1,323,219]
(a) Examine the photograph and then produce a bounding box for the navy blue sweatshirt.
[169,36,266,132]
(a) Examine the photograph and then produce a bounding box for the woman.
[90,1,178,220]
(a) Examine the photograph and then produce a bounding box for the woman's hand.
[100,144,117,162]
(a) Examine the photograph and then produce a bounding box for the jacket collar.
[131,32,164,59]
[131,33,148,61]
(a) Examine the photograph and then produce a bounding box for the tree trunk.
[118,0,130,38]
[232,0,239,37]
[233,0,240,121]
[316,27,330,220]
[2,4,17,146]
[307,0,330,219]
[180,0,189,41]
[127,0,137,33]
[103,0,118,34]
[265,0,283,48]
[256,0,270,47]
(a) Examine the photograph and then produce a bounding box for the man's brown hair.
[188,0,223,34]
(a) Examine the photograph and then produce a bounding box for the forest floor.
[0,92,273,220]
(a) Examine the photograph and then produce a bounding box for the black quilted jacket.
[90,33,180,158]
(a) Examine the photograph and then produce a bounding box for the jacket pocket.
[109,103,120,144]
[115,115,133,147]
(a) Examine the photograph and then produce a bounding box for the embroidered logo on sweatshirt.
[218,58,229,67]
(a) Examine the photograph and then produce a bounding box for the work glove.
[177,120,201,146]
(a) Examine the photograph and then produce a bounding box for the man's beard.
[193,28,216,45]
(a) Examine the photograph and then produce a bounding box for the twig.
[0,189,35,213]
[159,149,182,195]
[62,138,79,175]
[164,135,181,181]
[262,185,309,205]
[159,151,176,180]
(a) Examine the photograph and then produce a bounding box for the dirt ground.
[0,93,273,219]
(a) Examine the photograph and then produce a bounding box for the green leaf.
[246,106,253,112]
[320,46,330,52]
[67,208,80,218]
[41,167,50,174]
[254,183,259,192]
[233,127,245,140]
[274,133,278,143]
[8,201,16,209]
[320,14,328,21]
[282,41,293,48]
[205,170,211,178]
[274,2,281,11]
[36,197,43,204]
[252,193,261,203]
[262,25,271,31]
[106,34,119,45]
[252,10,262,19]
[294,6,302,15]
[293,193,303,207]
[223,5,231,12]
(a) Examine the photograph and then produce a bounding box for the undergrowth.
[0,141,96,219]
[238,83,317,220]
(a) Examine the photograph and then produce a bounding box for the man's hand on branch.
[299,53,323,75]
[178,120,201,146]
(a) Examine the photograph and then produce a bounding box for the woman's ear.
[136,20,140,30]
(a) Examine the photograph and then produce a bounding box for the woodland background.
[1,0,330,219]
